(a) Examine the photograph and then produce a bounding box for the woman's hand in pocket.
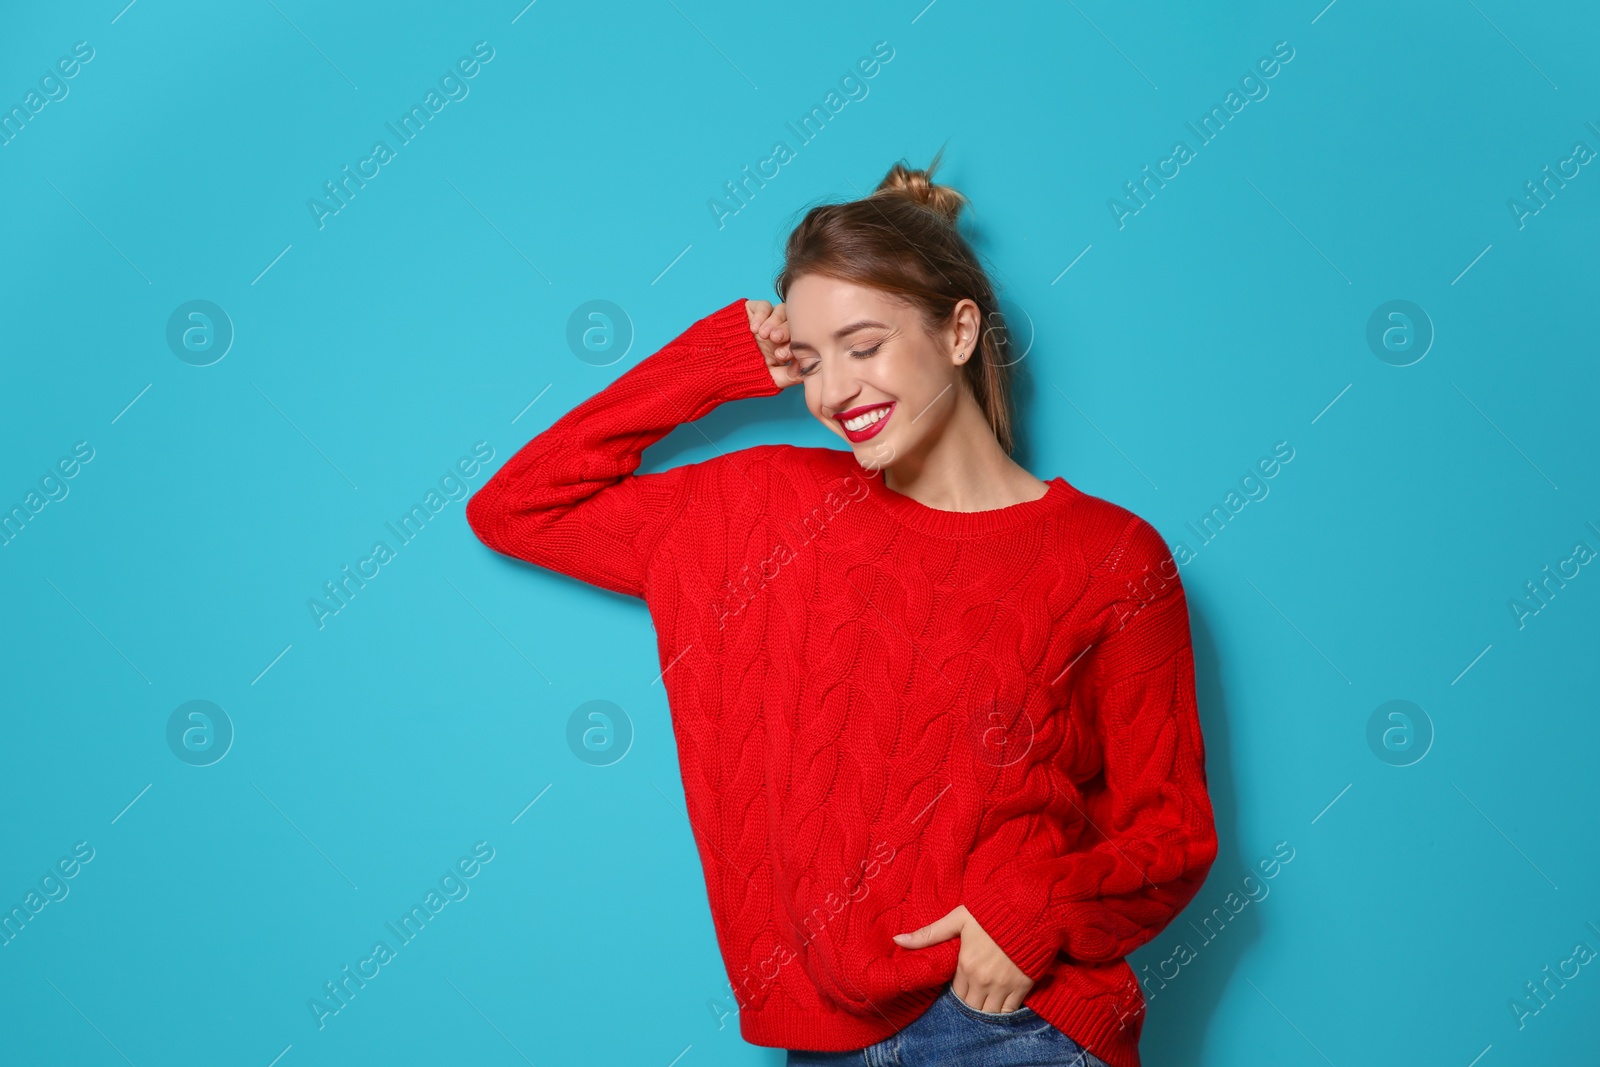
[892,904,1035,1013]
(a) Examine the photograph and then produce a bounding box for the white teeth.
[843,406,890,431]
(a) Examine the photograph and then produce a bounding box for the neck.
[879,392,1042,512]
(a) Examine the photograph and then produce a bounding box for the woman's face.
[783,274,978,470]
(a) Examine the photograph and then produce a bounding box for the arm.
[465,297,782,598]
[963,516,1219,979]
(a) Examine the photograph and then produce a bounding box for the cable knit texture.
[465,298,1219,1067]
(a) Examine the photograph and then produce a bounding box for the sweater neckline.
[845,457,1075,537]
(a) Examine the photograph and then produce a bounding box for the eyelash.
[797,343,882,377]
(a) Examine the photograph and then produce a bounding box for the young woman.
[466,154,1218,1067]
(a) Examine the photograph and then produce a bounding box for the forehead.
[786,276,911,336]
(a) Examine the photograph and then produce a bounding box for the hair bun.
[874,147,967,223]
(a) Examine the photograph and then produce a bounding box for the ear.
[947,298,983,362]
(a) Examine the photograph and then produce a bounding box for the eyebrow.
[787,319,890,354]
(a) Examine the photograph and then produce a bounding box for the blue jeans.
[785,983,1112,1067]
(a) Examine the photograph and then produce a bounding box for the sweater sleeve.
[465,297,783,599]
[962,516,1219,979]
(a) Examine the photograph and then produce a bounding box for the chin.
[849,441,897,471]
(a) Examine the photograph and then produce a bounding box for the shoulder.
[1051,489,1191,661]
[1060,485,1183,604]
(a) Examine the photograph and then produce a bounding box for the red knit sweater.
[465,298,1218,1067]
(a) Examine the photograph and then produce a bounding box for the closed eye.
[795,342,883,377]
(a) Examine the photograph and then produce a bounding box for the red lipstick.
[835,401,895,443]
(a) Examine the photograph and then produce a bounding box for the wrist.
[681,298,785,401]
[962,882,1061,981]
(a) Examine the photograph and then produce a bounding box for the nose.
[817,362,860,420]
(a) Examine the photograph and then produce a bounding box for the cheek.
[803,381,824,417]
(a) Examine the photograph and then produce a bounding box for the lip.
[836,401,894,443]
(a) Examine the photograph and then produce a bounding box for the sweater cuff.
[963,879,1061,982]
[682,297,787,402]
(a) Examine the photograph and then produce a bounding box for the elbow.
[465,486,504,552]
[465,487,555,567]
[1186,810,1220,887]
[1191,836,1219,889]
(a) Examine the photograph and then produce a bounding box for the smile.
[835,401,895,442]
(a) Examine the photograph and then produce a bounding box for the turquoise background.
[2,1,1597,1064]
